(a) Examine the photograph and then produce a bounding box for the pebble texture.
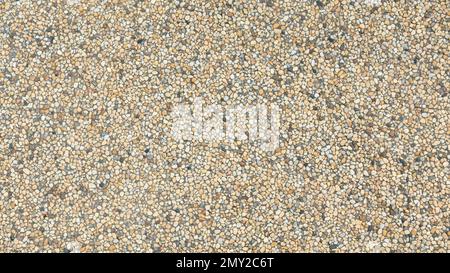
[0,0,448,253]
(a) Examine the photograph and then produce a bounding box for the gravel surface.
[0,0,448,252]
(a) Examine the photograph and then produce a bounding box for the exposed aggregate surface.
[0,0,449,252]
